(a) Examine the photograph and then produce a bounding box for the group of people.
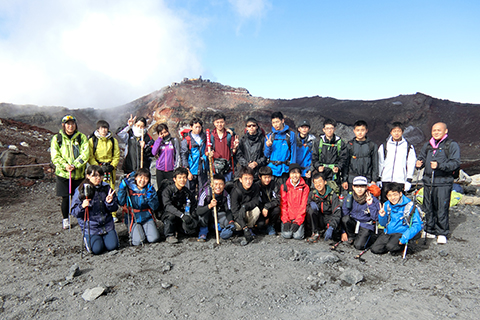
[50,111,461,255]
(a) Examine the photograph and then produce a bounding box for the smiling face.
[313,176,327,194]
[246,121,258,135]
[390,127,403,142]
[289,169,301,185]
[213,118,225,132]
[432,122,448,140]
[174,173,188,190]
[212,179,225,195]
[135,174,149,189]
[64,120,76,135]
[386,190,402,205]
[87,171,104,186]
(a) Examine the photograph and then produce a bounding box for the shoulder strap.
[56,133,63,148]
[286,131,291,148]
[185,135,192,150]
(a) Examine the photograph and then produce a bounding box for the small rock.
[439,250,449,257]
[43,297,57,304]
[161,283,172,289]
[66,263,80,280]
[240,239,248,246]
[20,142,29,147]
[8,145,18,151]
[162,262,172,273]
[339,269,364,285]
[82,287,105,301]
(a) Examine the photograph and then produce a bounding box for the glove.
[376,181,383,188]
[310,202,319,211]
[291,223,300,233]
[404,182,412,192]
[244,228,254,243]
[220,223,235,240]
[146,185,156,199]
[283,222,292,232]
[101,163,115,173]
[324,226,334,241]
[182,214,193,225]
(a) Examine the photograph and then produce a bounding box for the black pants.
[256,206,280,229]
[187,173,207,198]
[371,232,403,254]
[423,184,452,236]
[162,213,197,237]
[273,173,290,187]
[342,215,376,250]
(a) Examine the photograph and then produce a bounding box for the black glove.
[291,223,300,233]
[244,228,254,243]
[182,215,193,225]
[79,183,94,200]
[283,222,292,232]
[101,163,114,173]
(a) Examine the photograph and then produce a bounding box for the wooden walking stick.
[206,129,220,244]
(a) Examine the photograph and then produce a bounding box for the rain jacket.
[88,130,120,188]
[152,135,181,172]
[280,177,309,226]
[343,138,379,184]
[118,174,158,224]
[236,131,266,177]
[311,134,347,180]
[378,136,416,184]
[181,132,207,176]
[51,130,89,180]
[231,179,261,229]
[116,125,154,174]
[295,133,316,177]
[264,125,296,177]
[342,194,379,232]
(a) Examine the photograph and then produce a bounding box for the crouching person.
[280,163,310,240]
[197,174,235,241]
[341,176,379,250]
[162,167,198,244]
[371,183,423,254]
[256,166,281,235]
[118,168,160,246]
[306,172,342,243]
[71,165,119,254]
[231,166,261,244]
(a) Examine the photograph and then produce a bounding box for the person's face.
[298,126,310,137]
[135,174,149,189]
[313,177,327,193]
[191,123,202,135]
[352,184,367,197]
[390,127,403,141]
[212,179,225,195]
[386,191,402,205]
[240,174,254,190]
[98,126,109,137]
[289,170,301,185]
[271,118,284,131]
[353,126,367,140]
[213,118,225,131]
[323,124,335,138]
[134,121,145,130]
[87,171,104,186]
[432,123,448,140]
[64,120,76,135]
[174,174,188,189]
[158,129,169,139]
[246,122,258,135]
[260,174,272,186]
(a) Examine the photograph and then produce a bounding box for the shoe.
[113,217,119,223]
[166,236,178,244]
[266,225,276,236]
[422,231,436,239]
[63,218,70,230]
[197,234,207,242]
[306,233,320,243]
[437,235,447,244]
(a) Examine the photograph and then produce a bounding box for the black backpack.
[88,133,116,158]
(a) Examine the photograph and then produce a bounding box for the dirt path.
[1,181,480,319]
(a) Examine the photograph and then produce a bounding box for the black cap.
[298,119,310,128]
[288,163,302,173]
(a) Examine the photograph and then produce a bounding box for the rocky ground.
[1,178,480,320]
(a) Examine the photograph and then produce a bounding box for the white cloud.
[0,0,203,108]
[228,0,271,19]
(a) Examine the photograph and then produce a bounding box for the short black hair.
[136,117,147,127]
[389,122,404,132]
[135,168,151,180]
[312,171,326,181]
[190,118,203,127]
[96,120,110,130]
[155,123,169,134]
[385,183,404,195]
[213,113,226,121]
[238,166,255,178]
[245,117,258,125]
[86,165,104,176]
[271,111,284,120]
[258,166,273,177]
[213,173,226,183]
[173,167,189,179]
[323,118,337,128]
[354,120,368,130]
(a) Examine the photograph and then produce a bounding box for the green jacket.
[51,130,90,180]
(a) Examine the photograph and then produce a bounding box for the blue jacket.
[342,195,379,231]
[379,195,423,244]
[181,132,207,176]
[264,125,296,177]
[118,174,159,224]
[71,182,117,235]
[295,133,316,177]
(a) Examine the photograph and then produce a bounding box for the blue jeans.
[84,229,119,255]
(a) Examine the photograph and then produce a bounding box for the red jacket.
[280,177,309,225]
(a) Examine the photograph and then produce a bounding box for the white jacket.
[378,136,416,183]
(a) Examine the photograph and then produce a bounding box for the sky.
[0,0,479,108]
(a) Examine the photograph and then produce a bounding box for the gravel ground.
[1,180,480,319]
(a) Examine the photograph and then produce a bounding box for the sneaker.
[63,218,70,230]
[166,236,178,244]
[266,225,276,236]
[307,233,320,243]
[437,235,447,244]
[422,231,436,239]
[197,234,207,242]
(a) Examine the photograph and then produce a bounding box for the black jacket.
[308,187,342,229]
[236,131,266,177]
[417,138,461,186]
[311,134,347,180]
[230,180,261,228]
[196,187,233,222]
[256,180,280,211]
[343,138,378,183]
[161,184,197,219]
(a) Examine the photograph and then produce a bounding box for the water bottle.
[339,194,344,206]
[345,192,353,210]
[185,199,191,216]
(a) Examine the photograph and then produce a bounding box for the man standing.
[416,122,460,244]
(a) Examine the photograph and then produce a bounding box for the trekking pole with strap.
[140,131,144,169]
[403,173,420,259]
[206,129,220,244]
[69,171,72,231]
[82,184,90,257]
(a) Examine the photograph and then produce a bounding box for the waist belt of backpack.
[269,160,290,166]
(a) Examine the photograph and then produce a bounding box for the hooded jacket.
[308,185,342,229]
[236,130,266,176]
[311,134,347,180]
[71,181,117,235]
[181,131,207,176]
[197,186,232,221]
[379,195,423,244]
[117,174,158,224]
[378,136,416,184]
[257,180,281,211]
[117,125,154,174]
[152,135,181,172]
[342,193,379,231]
[295,133,316,177]
[264,124,296,176]
[343,138,379,184]
[51,130,90,180]
[280,177,309,226]
[230,179,261,228]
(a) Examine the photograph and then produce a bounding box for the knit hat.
[288,163,302,173]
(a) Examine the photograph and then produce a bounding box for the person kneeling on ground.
[256,166,281,235]
[197,174,235,241]
[162,167,198,244]
[306,172,342,243]
[71,165,119,254]
[231,166,261,244]
[118,168,160,246]
[280,163,310,240]
[371,183,423,254]
[341,176,379,250]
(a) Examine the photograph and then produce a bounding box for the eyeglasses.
[91,174,104,178]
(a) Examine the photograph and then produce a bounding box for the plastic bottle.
[185,199,191,216]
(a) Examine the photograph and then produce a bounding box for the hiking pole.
[140,130,144,169]
[355,248,369,263]
[69,171,72,231]
[82,184,90,258]
[424,170,435,245]
[206,129,220,244]
[404,174,420,259]
[330,241,342,251]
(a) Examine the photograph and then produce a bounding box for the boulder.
[0,150,44,179]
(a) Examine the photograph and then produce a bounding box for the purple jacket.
[342,195,379,231]
[152,136,181,172]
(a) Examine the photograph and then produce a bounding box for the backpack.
[318,138,342,156]
[55,133,82,149]
[385,201,415,227]
[89,133,116,158]
[425,139,460,179]
[348,139,376,157]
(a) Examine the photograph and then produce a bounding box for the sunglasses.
[246,124,257,128]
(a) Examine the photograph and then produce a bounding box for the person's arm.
[371,142,379,182]
[151,137,162,157]
[174,138,182,169]
[180,139,189,169]
[145,184,159,211]
[293,185,309,226]
[311,140,320,171]
[111,138,121,169]
[289,131,297,164]
[257,136,267,167]
[116,125,131,143]
[416,143,428,168]
[328,193,342,229]
[50,134,68,170]
[162,186,183,218]
[377,144,385,181]
[280,184,289,224]
[71,134,90,170]
[88,138,99,166]
[368,197,380,222]
[400,206,424,244]
[438,141,461,172]
[264,133,273,158]
[235,138,248,167]
[104,187,118,213]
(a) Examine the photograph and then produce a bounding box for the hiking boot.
[63,218,70,230]
[306,233,320,243]
[437,235,447,244]
[422,231,436,239]
[197,234,207,242]
[266,225,276,236]
[166,236,178,244]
